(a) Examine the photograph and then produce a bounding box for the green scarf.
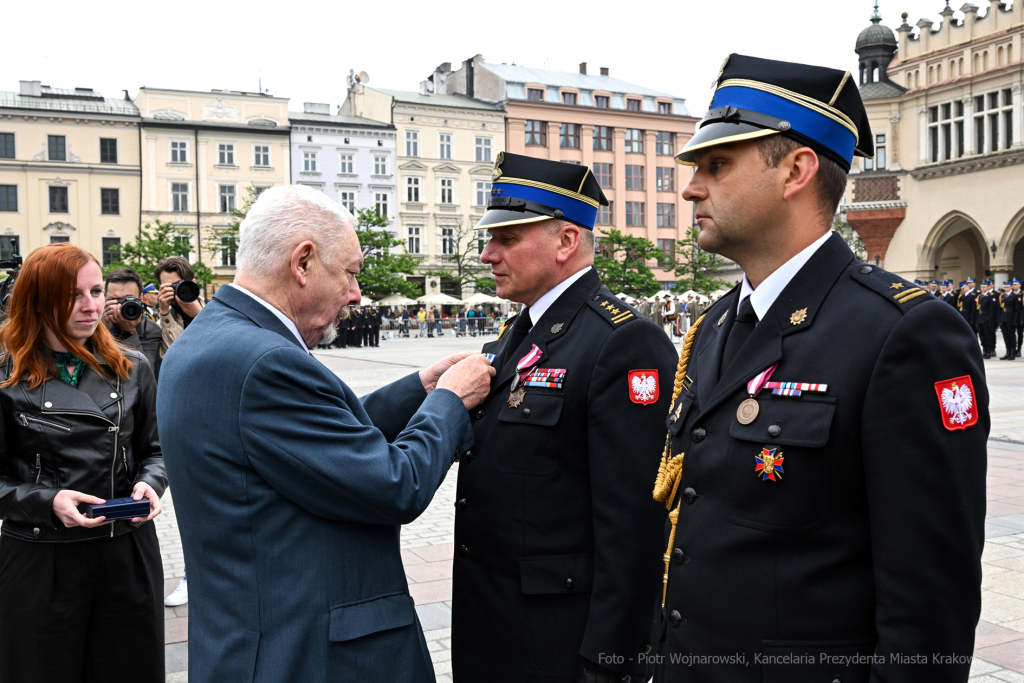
[45,348,87,388]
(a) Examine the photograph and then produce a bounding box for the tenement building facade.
[845,1,1024,284]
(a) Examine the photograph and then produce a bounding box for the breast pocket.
[726,396,836,533]
[495,392,564,475]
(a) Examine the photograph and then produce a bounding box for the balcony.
[437,204,459,213]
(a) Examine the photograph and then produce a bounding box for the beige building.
[341,83,505,295]
[135,87,291,290]
[844,1,1024,284]
[0,81,141,264]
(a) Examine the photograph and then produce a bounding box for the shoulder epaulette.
[588,292,639,328]
[850,264,935,313]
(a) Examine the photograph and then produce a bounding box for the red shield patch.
[934,375,978,431]
[628,369,660,406]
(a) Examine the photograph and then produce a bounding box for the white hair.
[236,184,353,279]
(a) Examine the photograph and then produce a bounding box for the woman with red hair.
[0,243,166,681]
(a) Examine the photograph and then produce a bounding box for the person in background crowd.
[335,311,349,348]
[401,306,411,338]
[426,306,435,338]
[959,278,978,335]
[434,306,443,337]
[367,303,381,347]
[0,243,165,682]
[1014,279,1024,356]
[458,305,467,337]
[417,307,427,337]
[103,267,163,377]
[476,305,486,335]
[999,280,1022,360]
[141,281,160,317]
[154,256,204,360]
[466,304,476,336]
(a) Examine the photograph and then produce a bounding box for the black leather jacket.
[0,347,166,543]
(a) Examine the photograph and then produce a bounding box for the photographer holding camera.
[154,256,204,358]
[103,268,162,377]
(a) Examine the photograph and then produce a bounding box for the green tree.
[593,228,662,298]
[424,218,488,298]
[672,227,728,295]
[353,208,422,298]
[833,214,866,260]
[104,219,215,286]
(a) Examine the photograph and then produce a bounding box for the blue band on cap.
[491,183,598,229]
[712,85,858,165]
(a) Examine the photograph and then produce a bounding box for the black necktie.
[721,296,757,375]
[503,308,532,370]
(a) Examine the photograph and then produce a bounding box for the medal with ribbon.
[508,344,543,408]
[736,363,778,425]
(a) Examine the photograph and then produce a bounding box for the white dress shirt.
[526,266,592,330]
[228,283,308,350]
[737,230,834,320]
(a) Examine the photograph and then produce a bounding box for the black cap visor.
[474,196,591,231]
[676,120,780,165]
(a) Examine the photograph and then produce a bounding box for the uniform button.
[621,677,631,683]
[32,527,40,535]
[691,427,706,442]
[669,610,682,627]
[640,645,651,655]
[522,408,531,418]
[682,488,698,504]
[44,402,52,408]
[672,548,685,564]
[564,578,573,589]
[458,545,470,557]
[592,295,601,301]
[832,679,842,683]
[768,425,782,437]
[463,451,475,463]
[474,409,485,419]
[110,392,118,399]
[455,498,468,510]
[860,266,873,274]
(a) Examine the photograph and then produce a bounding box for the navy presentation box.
[82,497,150,521]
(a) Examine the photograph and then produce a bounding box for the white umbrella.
[462,292,503,304]
[375,293,417,306]
[646,289,674,303]
[416,293,463,305]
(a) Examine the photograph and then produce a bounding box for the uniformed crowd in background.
[925,277,1024,360]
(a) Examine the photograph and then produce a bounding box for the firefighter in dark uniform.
[1014,279,1024,355]
[959,278,978,334]
[366,303,381,347]
[942,280,959,308]
[348,305,362,348]
[653,54,987,683]
[1000,280,1022,360]
[335,314,349,348]
[451,152,679,683]
[980,280,1000,358]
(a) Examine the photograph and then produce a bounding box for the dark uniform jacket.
[366,308,380,328]
[452,268,678,683]
[942,291,959,308]
[655,234,987,683]
[977,290,998,325]
[1000,290,1023,325]
[959,289,978,330]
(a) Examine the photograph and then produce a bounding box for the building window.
[170,140,188,163]
[373,155,387,175]
[626,201,645,227]
[0,236,19,261]
[475,181,491,206]
[626,99,641,112]
[0,133,14,159]
[407,177,421,202]
[440,178,454,204]
[406,130,419,157]
[338,153,353,174]
[254,185,269,198]
[525,120,547,146]
[658,102,672,115]
[562,92,577,105]
[625,165,644,191]
[218,143,235,165]
[375,192,388,218]
[100,138,118,164]
[972,89,1014,155]
[475,137,492,162]
[595,95,610,109]
[593,163,612,188]
[220,236,237,267]
[657,238,675,266]
[173,235,190,259]
[441,227,455,255]
[477,234,487,255]
[560,123,580,149]
[624,129,643,153]
[657,203,675,228]
[527,88,544,101]
[49,186,68,213]
[339,191,356,213]
[303,152,318,172]
[0,185,16,212]
[655,132,674,155]
[101,188,120,215]
[874,134,887,170]
[439,133,453,160]
[172,183,189,211]
[101,237,121,267]
[593,126,612,151]
[407,226,422,254]
[48,135,66,161]
[596,201,614,226]
[50,235,70,244]
[656,167,674,191]
[253,145,270,167]
[219,185,236,213]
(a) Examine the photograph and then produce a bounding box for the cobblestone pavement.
[158,333,1024,681]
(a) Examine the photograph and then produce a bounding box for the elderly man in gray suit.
[158,185,494,683]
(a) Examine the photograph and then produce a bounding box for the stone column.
[506,119,526,155]
[546,122,560,161]
[612,128,627,230]
[197,139,208,214]
[963,96,975,156]
[581,125,595,169]
[919,107,930,164]
[889,113,902,170]
[644,130,658,243]
[146,135,158,211]
[1013,83,1023,148]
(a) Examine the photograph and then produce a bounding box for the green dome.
[857,22,897,50]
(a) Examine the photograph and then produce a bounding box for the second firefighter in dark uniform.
[1000,280,1022,359]
[451,153,678,682]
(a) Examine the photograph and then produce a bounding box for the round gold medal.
[736,398,759,425]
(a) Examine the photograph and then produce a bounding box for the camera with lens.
[116,295,145,321]
[170,280,200,303]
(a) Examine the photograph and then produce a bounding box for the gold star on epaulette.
[890,283,905,290]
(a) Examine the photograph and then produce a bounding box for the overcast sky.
[6,0,970,115]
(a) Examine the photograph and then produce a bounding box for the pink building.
[427,56,698,284]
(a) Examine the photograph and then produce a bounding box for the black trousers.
[1017,323,1023,352]
[1003,324,1017,356]
[0,523,164,683]
[369,326,380,347]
